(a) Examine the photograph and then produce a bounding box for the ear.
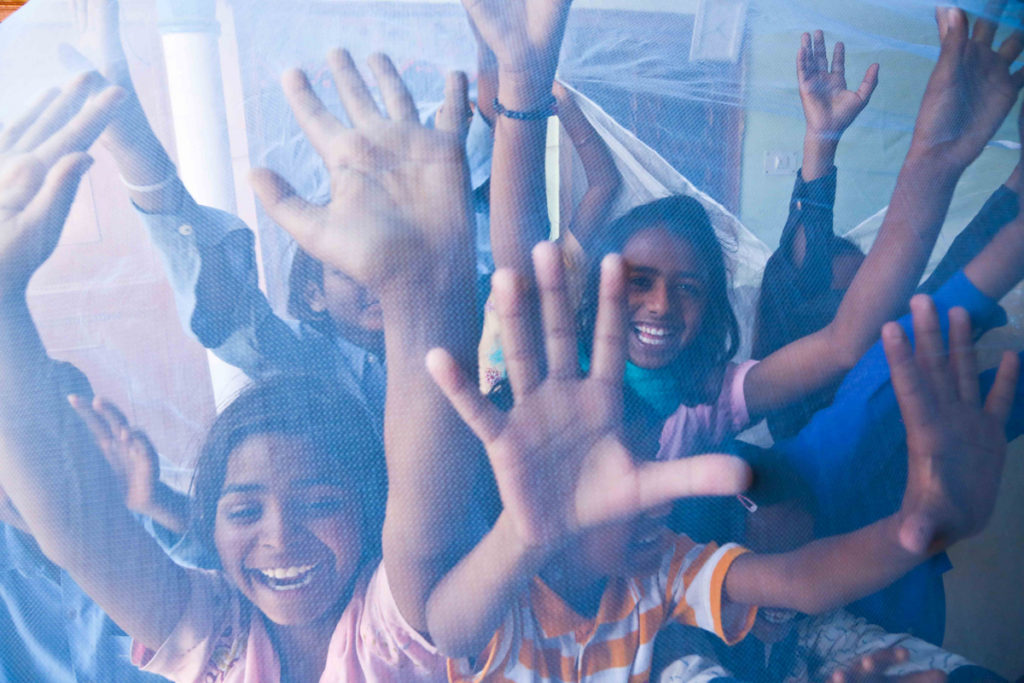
[305,281,327,313]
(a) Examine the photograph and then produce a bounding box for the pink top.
[131,563,447,683]
[656,360,758,462]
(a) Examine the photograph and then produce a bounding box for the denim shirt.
[0,524,171,683]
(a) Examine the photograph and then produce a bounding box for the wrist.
[498,71,557,113]
[494,511,560,570]
[802,132,839,180]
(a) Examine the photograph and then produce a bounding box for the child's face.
[213,433,364,626]
[568,504,673,582]
[621,227,708,369]
[308,267,384,342]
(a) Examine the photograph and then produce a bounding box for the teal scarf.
[580,351,683,419]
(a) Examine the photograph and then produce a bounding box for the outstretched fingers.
[634,454,753,512]
[998,29,1024,63]
[984,351,1020,427]
[249,167,324,247]
[492,268,544,395]
[13,71,104,154]
[856,62,880,102]
[831,40,846,79]
[909,295,955,404]
[972,0,1008,47]
[426,348,504,444]
[20,153,94,243]
[533,242,578,381]
[947,308,980,406]
[0,87,59,153]
[281,69,346,164]
[797,32,813,82]
[589,254,627,385]
[366,53,419,122]
[328,48,384,128]
[436,71,470,140]
[812,30,828,75]
[883,321,935,432]
[33,85,126,167]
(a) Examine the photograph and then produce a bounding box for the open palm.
[0,74,123,294]
[910,6,1024,170]
[798,31,878,138]
[884,297,1019,556]
[428,243,751,549]
[251,51,474,292]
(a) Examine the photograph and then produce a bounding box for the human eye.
[224,502,262,523]
[629,275,653,290]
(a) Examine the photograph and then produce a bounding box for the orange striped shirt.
[448,536,756,683]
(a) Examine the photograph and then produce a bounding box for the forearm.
[489,75,554,274]
[135,482,190,535]
[426,512,549,657]
[724,514,923,615]
[556,87,622,248]
[828,153,960,358]
[380,254,484,633]
[963,213,1024,301]
[98,66,184,213]
[801,132,838,183]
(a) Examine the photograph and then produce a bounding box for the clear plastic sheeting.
[0,0,1023,681]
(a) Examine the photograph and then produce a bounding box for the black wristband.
[493,95,557,121]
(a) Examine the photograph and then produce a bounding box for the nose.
[259,502,291,550]
[646,279,670,317]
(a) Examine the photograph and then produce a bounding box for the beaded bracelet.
[493,95,557,121]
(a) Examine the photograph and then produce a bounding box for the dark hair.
[287,248,336,338]
[189,374,386,567]
[578,195,740,404]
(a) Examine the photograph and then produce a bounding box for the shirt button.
[367,354,379,365]
[66,608,77,620]
[178,224,194,236]
[796,200,803,210]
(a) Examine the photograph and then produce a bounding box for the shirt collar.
[529,576,638,641]
[1,523,53,577]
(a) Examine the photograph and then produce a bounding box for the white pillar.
[158,0,249,409]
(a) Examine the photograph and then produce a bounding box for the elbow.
[822,324,864,375]
[425,596,491,660]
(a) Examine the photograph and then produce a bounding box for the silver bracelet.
[120,166,177,193]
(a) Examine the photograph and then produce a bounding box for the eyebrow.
[221,477,344,495]
[628,265,704,280]
[221,483,264,495]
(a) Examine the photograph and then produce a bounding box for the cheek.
[313,514,366,572]
[214,520,253,579]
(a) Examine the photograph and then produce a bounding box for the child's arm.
[553,81,622,253]
[0,79,191,650]
[467,11,498,126]
[248,51,483,633]
[67,0,180,213]
[425,243,753,657]
[725,296,1019,616]
[744,8,1024,418]
[753,30,876,361]
[462,0,574,275]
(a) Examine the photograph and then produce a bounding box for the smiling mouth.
[633,323,680,348]
[250,563,320,592]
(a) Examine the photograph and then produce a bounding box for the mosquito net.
[0,0,1022,679]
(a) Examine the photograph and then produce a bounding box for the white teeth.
[257,564,315,580]
[634,324,676,347]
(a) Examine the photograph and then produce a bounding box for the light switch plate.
[764,150,800,175]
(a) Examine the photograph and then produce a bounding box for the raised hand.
[461,0,573,105]
[70,396,160,513]
[63,0,130,89]
[829,648,947,683]
[250,51,475,294]
[909,4,1024,171]
[428,242,751,549]
[883,296,1019,556]
[0,74,124,295]
[798,30,879,141]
